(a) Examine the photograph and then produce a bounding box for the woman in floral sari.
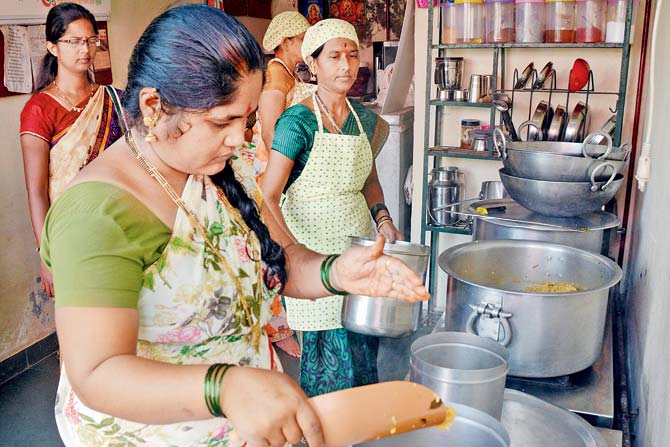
[20,3,122,297]
[41,5,427,447]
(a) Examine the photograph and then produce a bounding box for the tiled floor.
[0,331,422,447]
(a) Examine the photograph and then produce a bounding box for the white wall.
[625,1,670,445]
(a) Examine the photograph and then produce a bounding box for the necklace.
[53,81,93,113]
[314,92,344,134]
[125,129,264,351]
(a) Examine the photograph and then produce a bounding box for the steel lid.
[501,389,607,446]
[467,198,620,232]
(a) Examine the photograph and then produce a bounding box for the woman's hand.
[222,367,324,447]
[40,260,54,297]
[331,235,429,302]
[377,220,403,243]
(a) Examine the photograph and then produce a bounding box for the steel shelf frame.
[419,1,635,312]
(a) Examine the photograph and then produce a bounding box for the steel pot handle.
[465,303,513,347]
[589,161,618,192]
[619,141,632,161]
[582,131,613,160]
[493,127,507,159]
[517,120,543,141]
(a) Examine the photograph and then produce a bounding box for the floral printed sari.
[54,155,281,447]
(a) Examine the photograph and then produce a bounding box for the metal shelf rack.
[420,1,635,313]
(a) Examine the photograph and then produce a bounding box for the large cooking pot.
[438,240,622,378]
[410,332,509,419]
[341,237,429,337]
[468,199,620,253]
[355,401,510,447]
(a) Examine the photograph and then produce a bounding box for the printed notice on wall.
[0,25,32,93]
[27,25,46,85]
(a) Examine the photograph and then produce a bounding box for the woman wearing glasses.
[20,3,122,297]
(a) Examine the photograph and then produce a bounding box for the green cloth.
[41,182,171,308]
[272,100,378,188]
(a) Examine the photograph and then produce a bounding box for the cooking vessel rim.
[349,236,430,256]
[437,240,623,296]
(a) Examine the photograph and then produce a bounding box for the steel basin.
[468,199,620,253]
[342,237,429,337]
[438,240,622,378]
[499,168,624,217]
[355,401,510,447]
[499,140,630,161]
[410,332,509,419]
[502,147,627,182]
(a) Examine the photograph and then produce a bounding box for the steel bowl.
[499,168,624,217]
[438,240,622,377]
[500,142,627,182]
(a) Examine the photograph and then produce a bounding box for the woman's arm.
[56,307,324,446]
[258,89,288,153]
[362,161,403,243]
[20,134,54,296]
[260,150,298,245]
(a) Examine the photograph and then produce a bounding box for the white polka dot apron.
[281,93,374,331]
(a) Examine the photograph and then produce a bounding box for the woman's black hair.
[122,4,286,289]
[311,44,326,59]
[36,2,98,91]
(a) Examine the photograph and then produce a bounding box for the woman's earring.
[143,114,157,142]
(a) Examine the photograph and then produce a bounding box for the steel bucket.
[438,240,622,378]
[410,332,509,419]
[341,238,429,337]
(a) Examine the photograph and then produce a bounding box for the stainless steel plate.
[468,198,620,232]
[502,389,607,447]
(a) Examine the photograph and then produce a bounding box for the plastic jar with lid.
[486,0,515,43]
[545,0,576,43]
[516,0,545,43]
[441,1,459,44]
[605,0,626,43]
[576,0,606,42]
[461,119,481,148]
[455,0,485,44]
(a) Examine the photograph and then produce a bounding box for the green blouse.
[41,182,171,308]
[271,100,383,189]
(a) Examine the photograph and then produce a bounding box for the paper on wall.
[380,0,415,115]
[27,25,45,86]
[1,25,32,93]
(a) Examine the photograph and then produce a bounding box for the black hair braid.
[212,163,287,291]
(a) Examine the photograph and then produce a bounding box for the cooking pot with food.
[438,240,622,378]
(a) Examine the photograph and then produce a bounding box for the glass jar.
[455,0,485,44]
[461,119,481,148]
[441,1,459,44]
[606,0,626,43]
[486,0,515,43]
[545,0,576,43]
[516,0,545,43]
[576,0,606,42]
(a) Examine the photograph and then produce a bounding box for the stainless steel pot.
[438,240,622,378]
[499,168,623,218]
[410,332,509,419]
[468,199,620,253]
[341,237,429,337]
[355,401,510,447]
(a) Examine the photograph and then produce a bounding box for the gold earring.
[143,114,157,142]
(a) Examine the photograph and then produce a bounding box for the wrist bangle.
[320,254,348,296]
[376,216,393,231]
[204,363,234,417]
[370,203,388,219]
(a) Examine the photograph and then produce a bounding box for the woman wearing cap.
[261,19,404,397]
[258,11,314,171]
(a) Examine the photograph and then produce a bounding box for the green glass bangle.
[370,203,388,219]
[204,363,233,418]
[320,254,348,296]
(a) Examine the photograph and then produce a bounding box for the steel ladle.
[492,97,519,141]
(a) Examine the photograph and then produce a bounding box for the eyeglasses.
[57,37,101,48]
